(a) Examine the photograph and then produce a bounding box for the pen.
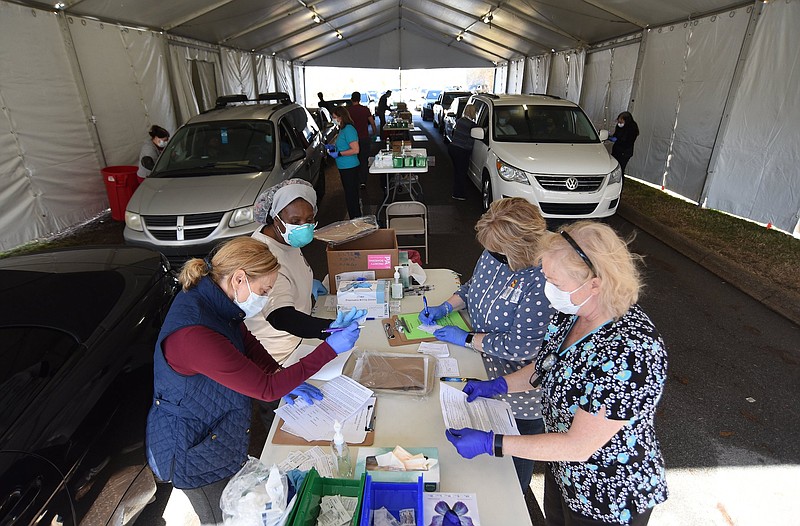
[423,294,429,317]
[323,325,366,333]
[440,377,481,382]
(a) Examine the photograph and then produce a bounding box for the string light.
[336,32,343,40]
[312,13,321,23]
[456,34,463,41]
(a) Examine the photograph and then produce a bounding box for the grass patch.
[623,180,800,295]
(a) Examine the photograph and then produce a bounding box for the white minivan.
[466,94,621,217]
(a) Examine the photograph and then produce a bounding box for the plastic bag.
[343,350,434,397]
[220,457,289,526]
[313,215,378,245]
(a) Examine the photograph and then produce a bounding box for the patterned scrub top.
[536,305,669,524]
[454,250,555,420]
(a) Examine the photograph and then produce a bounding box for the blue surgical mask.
[234,276,269,318]
[277,216,317,248]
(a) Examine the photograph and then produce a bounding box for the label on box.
[367,254,392,269]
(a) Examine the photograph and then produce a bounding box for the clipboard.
[381,310,471,346]
[271,399,377,446]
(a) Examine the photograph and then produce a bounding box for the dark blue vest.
[145,276,252,489]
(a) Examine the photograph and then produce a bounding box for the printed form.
[439,383,519,435]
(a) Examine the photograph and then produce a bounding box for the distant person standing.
[327,106,361,219]
[376,90,392,137]
[317,91,330,111]
[348,91,377,189]
[137,125,169,182]
[610,111,640,182]
[448,104,478,201]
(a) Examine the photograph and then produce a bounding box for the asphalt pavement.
[132,117,798,525]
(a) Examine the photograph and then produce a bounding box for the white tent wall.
[69,19,177,165]
[494,62,508,94]
[627,7,750,201]
[580,41,640,132]
[167,37,224,122]
[293,64,306,106]
[255,55,277,95]
[506,59,525,94]
[275,59,294,96]
[521,54,551,94]
[705,0,800,233]
[0,4,105,251]
[220,47,257,99]
[547,50,586,103]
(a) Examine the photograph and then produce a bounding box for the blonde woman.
[145,237,360,523]
[446,221,668,525]
[418,197,555,490]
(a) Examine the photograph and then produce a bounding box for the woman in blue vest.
[146,236,360,523]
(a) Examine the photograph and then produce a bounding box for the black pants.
[448,143,471,198]
[544,467,653,526]
[378,114,386,137]
[182,476,231,525]
[338,165,362,218]
[513,417,545,491]
[358,138,372,185]
[612,150,633,176]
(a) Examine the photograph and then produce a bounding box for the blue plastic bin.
[359,474,424,526]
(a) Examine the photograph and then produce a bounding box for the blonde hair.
[178,236,280,291]
[475,198,547,271]
[537,221,643,318]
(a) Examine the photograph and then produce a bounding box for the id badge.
[510,287,523,304]
[500,287,513,300]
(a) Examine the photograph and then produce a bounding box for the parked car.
[433,90,473,132]
[420,90,442,121]
[0,246,177,526]
[309,105,338,145]
[443,96,471,143]
[124,92,325,264]
[465,93,621,217]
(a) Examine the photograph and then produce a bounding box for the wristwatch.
[494,433,504,457]
[464,332,476,350]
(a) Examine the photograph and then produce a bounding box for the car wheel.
[481,174,493,212]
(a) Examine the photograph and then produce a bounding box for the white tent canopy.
[0,0,798,250]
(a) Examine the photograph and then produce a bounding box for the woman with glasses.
[445,221,668,526]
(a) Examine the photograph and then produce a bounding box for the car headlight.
[608,165,622,185]
[125,211,143,231]
[496,158,530,185]
[229,206,255,228]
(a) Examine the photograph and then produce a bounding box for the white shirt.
[245,229,313,363]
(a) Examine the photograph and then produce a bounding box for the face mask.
[544,280,591,315]
[488,251,508,265]
[277,216,316,248]
[156,139,168,148]
[234,276,269,318]
[498,118,508,126]
[617,122,625,128]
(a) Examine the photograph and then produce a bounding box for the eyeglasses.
[560,231,596,275]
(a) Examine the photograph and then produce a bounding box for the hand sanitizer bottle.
[392,266,404,299]
[331,420,353,478]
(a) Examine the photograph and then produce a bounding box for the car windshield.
[152,120,275,177]
[442,92,472,107]
[426,90,442,101]
[492,105,599,143]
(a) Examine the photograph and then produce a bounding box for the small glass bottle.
[330,420,353,478]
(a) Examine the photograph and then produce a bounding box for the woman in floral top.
[419,198,555,491]
[446,221,668,525]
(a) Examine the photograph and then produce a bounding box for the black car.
[0,246,177,525]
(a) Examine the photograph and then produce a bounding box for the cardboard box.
[327,229,399,292]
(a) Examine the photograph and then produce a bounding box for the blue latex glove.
[325,144,336,152]
[609,136,618,142]
[463,377,508,402]
[282,382,323,405]
[418,302,452,324]
[311,279,327,300]
[445,428,494,459]
[433,325,468,347]
[327,147,340,158]
[330,306,368,329]
[325,321,361,354]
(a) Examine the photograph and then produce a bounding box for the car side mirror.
[470,128,485,140]
[141,156,155,170]
[598,129,609,141]
[283,147,306,165]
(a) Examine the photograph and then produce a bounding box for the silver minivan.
[124,93,325,262]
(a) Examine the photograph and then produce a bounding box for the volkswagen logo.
[565,177,579,191]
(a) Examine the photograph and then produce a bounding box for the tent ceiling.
[48,0,747,67]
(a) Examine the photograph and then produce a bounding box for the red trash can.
[102,165,141,221]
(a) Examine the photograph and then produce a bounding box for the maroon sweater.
[163,325,335,401]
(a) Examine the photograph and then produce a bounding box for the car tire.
[481,173,493,212]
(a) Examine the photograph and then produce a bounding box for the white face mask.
[234,276,269,318]
[156,139,168,148]
[544,280,591,315]
[617,122,625,128]
[498,117,508,126]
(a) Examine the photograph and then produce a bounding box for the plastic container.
[285,468,366,526]
[101,165,140,221]
[415,155,427,168]
[392,156,404,168]
[359,474,424,526]
[403,155,415,168]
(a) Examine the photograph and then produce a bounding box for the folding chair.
[385,201,428,264]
